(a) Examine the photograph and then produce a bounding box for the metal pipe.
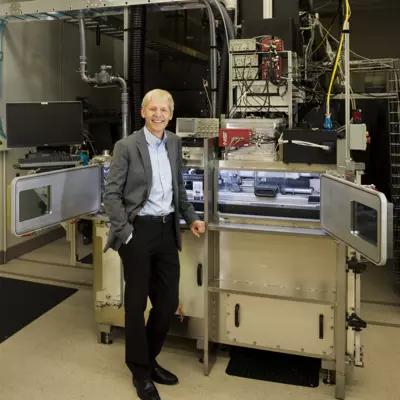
[1,152,6,263]
[78,16,128,138]
[78,16,96,84]
[112,76,129,138]
[344,19,351,163]
[201,0,217,117]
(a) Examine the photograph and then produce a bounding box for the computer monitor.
[6,101,83,148]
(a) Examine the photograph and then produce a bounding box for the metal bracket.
[347,255,367,274]
[347,312,367,332]
[95,290,122,308]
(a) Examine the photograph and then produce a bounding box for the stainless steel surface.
[218,192,318,209]
[225,294,334,356]
[219,160,336,173]
[222,117,284,134]
[335,243,347,400]
[208,222,326,236]
[208,279,335,304]
[11,165,101,236]
[387,202,394,260]
[321,174,388,265]
[217,168,321,218]
[0,0,192,17]
[203,137,217,375]
[179,231,205,319]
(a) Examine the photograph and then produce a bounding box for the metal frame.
[228,48,298,128]
[0,0,193,17]
[321,174,388,266]
[335,243,347,400]
[11,165,101,236]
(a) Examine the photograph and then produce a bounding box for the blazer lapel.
[165,133,178,188]
[136,129,152,196]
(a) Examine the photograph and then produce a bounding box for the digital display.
[178,119,195,133]
[6,102,83,147]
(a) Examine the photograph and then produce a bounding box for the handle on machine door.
[235,304,240,327]
[197,263,203,286]
[319,314,324,339]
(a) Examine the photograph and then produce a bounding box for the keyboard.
[16,153,81,168]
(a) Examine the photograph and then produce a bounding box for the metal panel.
[321,174,388,265]
[218,231,337,301]
[11,165,101,236]
[225,294,334,356]
[179,231,204,319]
[94,222,123,308]
[0,0,191,17]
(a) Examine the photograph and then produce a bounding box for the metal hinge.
[347,312,367,332]
[347,255,367,274]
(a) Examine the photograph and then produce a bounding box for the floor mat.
[0,277,77,343]
[226,347,321,388]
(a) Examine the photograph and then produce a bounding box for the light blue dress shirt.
[138,126,174,217]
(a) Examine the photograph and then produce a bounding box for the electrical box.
[229,39,257,53]
[176,118,219,138]
[232,54,259,67]
[350,124,367,151]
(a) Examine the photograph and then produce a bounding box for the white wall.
[0,19,123,251]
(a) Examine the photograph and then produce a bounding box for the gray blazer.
[103,128,199,252]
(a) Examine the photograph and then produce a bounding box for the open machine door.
[321,174,392,266]
[11,165,101,236]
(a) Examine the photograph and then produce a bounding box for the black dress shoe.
[132,377,161,400]
[151,364,178,385]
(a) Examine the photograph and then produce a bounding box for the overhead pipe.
[207,0,235,43]
[201,0,217,117]
[78,17,96,85]
[78,15,129,138]
[205,0,235,116]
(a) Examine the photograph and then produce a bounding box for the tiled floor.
[1,238,400,400]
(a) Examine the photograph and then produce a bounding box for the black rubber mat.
[226,347,321,387]
[0,277,77,343]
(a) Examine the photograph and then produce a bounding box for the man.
[104,89,205,400]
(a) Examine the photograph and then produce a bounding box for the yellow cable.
[326,0,351,115]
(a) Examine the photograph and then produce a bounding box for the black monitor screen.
[6,101,83,147]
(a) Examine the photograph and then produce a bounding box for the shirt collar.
[143,126,168,146]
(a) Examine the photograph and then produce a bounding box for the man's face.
[141,98,172,137]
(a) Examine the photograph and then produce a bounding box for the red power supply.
[259,36,284,82]
[219,128,251,148]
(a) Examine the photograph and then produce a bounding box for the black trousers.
[118,215,180,380]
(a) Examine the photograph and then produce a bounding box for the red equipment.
[218,128,251,148]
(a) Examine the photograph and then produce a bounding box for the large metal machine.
[3,1,398,400]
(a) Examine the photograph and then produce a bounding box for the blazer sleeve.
[103,140,133,243]
[177,137,200,225]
